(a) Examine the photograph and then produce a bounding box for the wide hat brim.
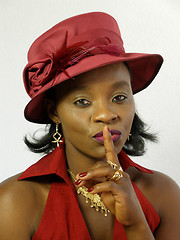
[24,52,163,123]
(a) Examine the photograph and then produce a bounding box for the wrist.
[123,222,154,240]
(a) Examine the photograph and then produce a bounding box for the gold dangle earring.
[127,133,132,141]
[52,123,63,147]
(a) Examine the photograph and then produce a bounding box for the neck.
[65,142,107,176]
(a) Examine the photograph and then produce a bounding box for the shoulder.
[136,169,180,198]
[0,173,51,239]
[0,173,35,212]
[133,168,180,239]
[133,169,180,207]
[146,170,180,211]
[0,173,47,207]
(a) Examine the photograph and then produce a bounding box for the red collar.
[18,143,152,182]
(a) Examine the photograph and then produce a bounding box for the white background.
[0,0,180,185]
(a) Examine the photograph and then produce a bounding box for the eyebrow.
[69,84,89,93]
[110,81,130,89]
[70,80,130,93]
[73,85,88,90]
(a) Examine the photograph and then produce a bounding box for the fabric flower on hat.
[24,36,124,98]
[26,57,54,94]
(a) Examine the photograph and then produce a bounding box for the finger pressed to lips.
[75,125,125,188]
[103,126,121,168]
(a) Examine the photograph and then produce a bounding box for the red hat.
[23,12,163,123]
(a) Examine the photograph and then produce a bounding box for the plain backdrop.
[0,0,180,185]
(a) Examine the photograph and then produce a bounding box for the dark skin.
[0,62,180,239]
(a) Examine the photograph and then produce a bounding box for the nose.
[92,102,118,124]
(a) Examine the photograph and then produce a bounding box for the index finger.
[103,125,122,169]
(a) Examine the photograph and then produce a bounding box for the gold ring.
[107,160,124,172]
[107,169,123,182]
[118,166,123,172]
[107,160,118,169]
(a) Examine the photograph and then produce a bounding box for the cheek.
[57,107,89,138]
[127,105,135,124]
[121,102,135,132]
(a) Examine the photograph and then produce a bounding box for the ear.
[46,99,60,124]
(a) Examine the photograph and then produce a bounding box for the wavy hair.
[24,112,157,156]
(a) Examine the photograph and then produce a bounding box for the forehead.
[55,62,131,96]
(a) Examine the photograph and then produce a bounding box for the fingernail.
[88,187,94,192]
[75,179,82,185]
[107,126,111,132]
[79,172,87,177]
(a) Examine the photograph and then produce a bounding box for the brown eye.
[74,99,91,106]
[112,94,127,103]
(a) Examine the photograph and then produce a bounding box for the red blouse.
[18,145,160,239]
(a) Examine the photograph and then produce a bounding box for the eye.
[112,94,127,103]
[74,98,91,106]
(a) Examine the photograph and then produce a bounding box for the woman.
[0,12,179,240]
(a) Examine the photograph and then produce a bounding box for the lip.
[93,129,121,144]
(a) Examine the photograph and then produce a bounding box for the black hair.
[24,112,157,156]
[123,113,157,156]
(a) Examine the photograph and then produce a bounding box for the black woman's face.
[51,62,135,159]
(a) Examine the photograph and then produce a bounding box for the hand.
[76,125,147,228]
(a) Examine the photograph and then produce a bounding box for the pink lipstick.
[93,129,121,144]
